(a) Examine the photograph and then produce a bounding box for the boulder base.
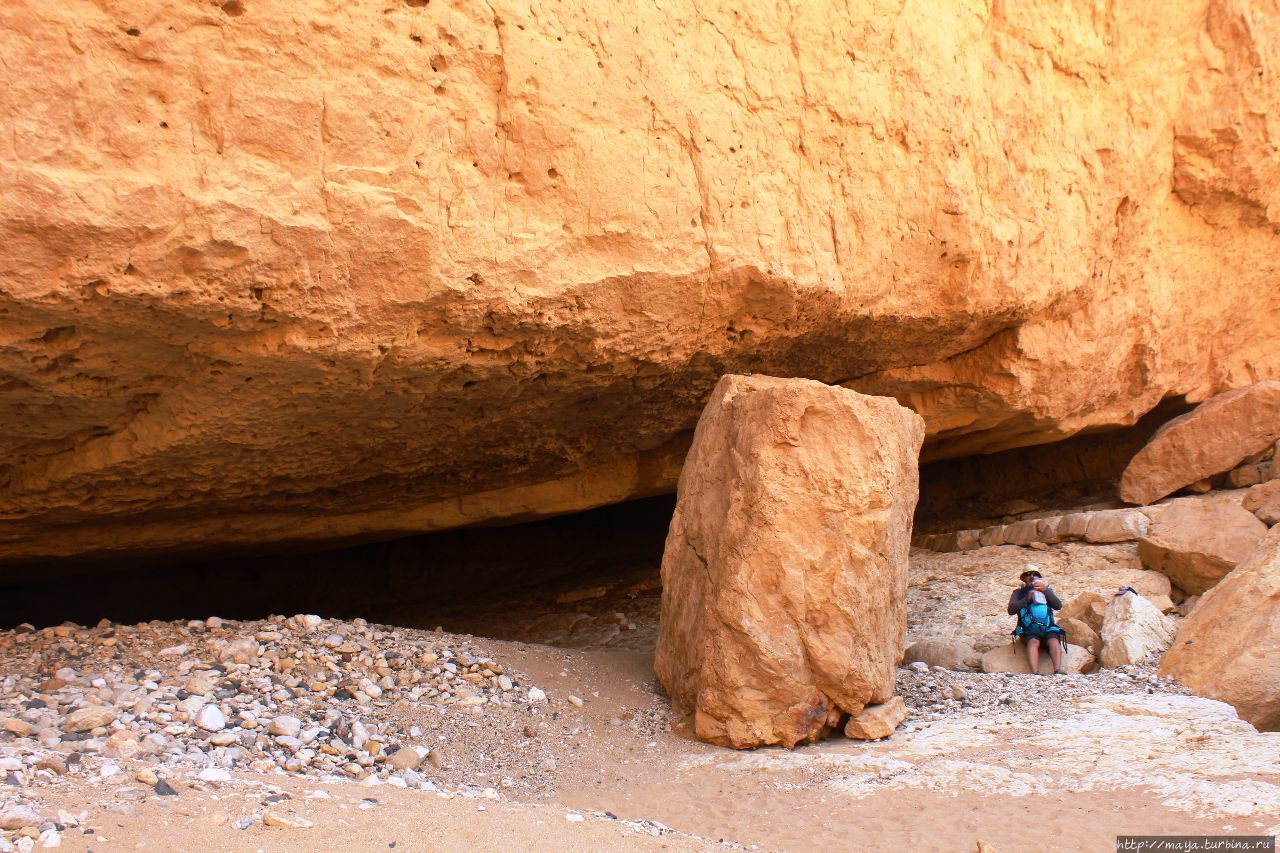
[1120,382,1280,505]
[844,696,908,741]
[1099,593,1177,668]
[1160,527,1280,731]
[655,375,924,749]
[1137,501,1267,595]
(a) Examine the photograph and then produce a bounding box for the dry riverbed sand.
[2,542,1278,851]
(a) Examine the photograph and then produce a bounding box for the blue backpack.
[1013,598,1069,654]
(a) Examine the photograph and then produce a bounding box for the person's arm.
[1045,587,1063,610]
[1008,588,1030,615]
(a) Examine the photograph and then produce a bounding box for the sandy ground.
[4,530,1278,852]
[19,643,1276,853]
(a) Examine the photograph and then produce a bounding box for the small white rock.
[197,767,232,783]
[269,715,302,738]
[194,705,226,732]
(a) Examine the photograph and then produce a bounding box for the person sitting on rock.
[1008,569,1067,675]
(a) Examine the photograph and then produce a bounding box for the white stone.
[269,715,301,738]
[193,705,226,732]
[197,767,232,782]
[0,805,41,831]
[1100,592,1178,668]
[274,736,304,752]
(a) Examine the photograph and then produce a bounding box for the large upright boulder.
[1120,382,1280,505]
[1161,527,1280,731]
[1137,500,1267,595]
[655,375,924,749]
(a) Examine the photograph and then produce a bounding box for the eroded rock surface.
[2,1,1280,561]
[655,375,923,748]
[1161,527,1280,731]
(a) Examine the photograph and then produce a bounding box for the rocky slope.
[3,0,1280,561]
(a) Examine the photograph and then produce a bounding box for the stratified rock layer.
[654,375,923,748]
[2,0,1280,561]
[1161,527,1280,731]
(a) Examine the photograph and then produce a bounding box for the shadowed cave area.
[0,404,1184,636]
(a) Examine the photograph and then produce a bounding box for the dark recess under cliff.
[0,402,1189,633]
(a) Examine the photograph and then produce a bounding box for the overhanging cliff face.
[1,0,1278,563]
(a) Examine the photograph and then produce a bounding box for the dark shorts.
[1019,626,1065,643]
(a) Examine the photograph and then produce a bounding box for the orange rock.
[1,2,1279,562]
[654,375,923,749]
[1160,527,1280,731]
[1060,592,1110,634]
[1120,382,1280,506]
[1243,480,1280,526]
[1137,500,1267,595]
[844,696,908,741]
[1057,616,1101,657]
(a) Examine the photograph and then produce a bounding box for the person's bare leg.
[1025,638,1041,674]
[1048,636,1064,673]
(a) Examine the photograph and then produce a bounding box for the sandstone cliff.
[2,0,1278,561]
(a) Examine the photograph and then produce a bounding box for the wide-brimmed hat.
[1019,568,1044,582]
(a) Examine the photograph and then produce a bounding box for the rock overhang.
[2,0,1280,563]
